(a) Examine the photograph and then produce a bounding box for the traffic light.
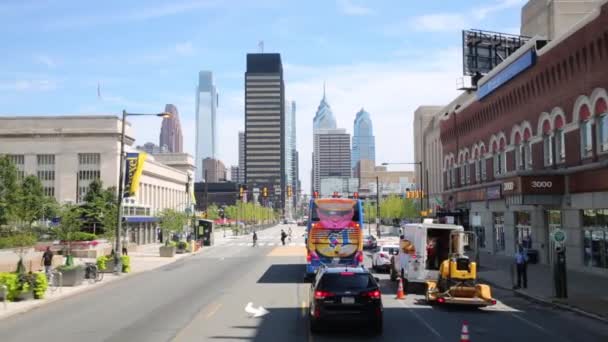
[287,186,292,198]
[263,187,268,197]
[239,186,244,198]
[353,192,359,199]
[313,191,319,198]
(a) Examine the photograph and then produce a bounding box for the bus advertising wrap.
[123,152,146,198]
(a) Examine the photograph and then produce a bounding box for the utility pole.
[376,176,380,237]
[204,169,209,212]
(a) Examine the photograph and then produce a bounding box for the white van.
[390,223,465,286]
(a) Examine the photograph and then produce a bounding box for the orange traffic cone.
[395,277,406,299]
[460,321,470,342]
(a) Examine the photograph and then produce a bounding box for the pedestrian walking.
[515,245,528,289]
[42,247,53,280]
[253,231,258,247]
[280,229,287,246]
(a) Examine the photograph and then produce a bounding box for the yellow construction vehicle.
[425,231,496,307]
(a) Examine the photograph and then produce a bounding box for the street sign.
[551,229,567,245]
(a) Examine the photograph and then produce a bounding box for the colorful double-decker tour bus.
[305,196,364,277]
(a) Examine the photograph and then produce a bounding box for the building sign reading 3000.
[531,181,553,189]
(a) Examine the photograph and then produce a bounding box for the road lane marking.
[399,301,443,340]
[205,303,223,318]
[510,313,555,336]
[301,300,307,318]
[259,242,266,246]
[267,246,307,257]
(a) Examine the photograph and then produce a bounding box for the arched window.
[480,145,487,181]
[554,115,566,164]
[516,128,532,170]
[580,104,594,158]
[450,158,456,188]
[596,98,608,152]
[493,137,506,176]
[542,119,554,167]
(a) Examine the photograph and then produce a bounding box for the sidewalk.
[478,252,608,321]
[0,244,201,320]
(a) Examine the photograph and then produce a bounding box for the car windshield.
[318,273,375,292]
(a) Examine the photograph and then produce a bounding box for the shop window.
[515,212,532,249]
[583,209,608,269]
[544,134,554,166]
[555,129,566,163]
[494,213,505,252]
[474,226,486,249]
[599,114,608,152]
[581,119,594,158]
[493,151,505,176]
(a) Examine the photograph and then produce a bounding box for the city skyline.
[351,108,375,174]
[0,0,525,194]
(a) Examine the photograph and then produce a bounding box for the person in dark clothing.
[252,231,258,247]
[42,247,53,278]
[122,246,128,256]
[515,245,528,289]
[280,229,287,246]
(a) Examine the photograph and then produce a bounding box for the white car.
[371,245,399,272]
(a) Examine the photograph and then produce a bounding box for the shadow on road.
[257,264,309,284]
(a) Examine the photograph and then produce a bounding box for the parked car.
[363,235,377,250]
[371,245,399,272]
[309,266,383,335]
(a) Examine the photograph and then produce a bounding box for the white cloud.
[397,0,525,34]
[336,0,374,16]
[0,79,57,92]
[473,0,526,20]
[35,55,57,68]
[283,48,462,193]
[409,13,468,32]
[174,42,195,56]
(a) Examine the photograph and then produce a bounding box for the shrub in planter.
[0,234,37,249]
[176,241,189,254]
[0,273,19,301]
[159,245,176,257]
[56,264,85,286]
[70,232,97,241]
[96,255,108,271]
[33,273,47,299]
[121,255,131,273]
[15,273,36,301]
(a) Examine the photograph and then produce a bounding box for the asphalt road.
[1,224,608,342]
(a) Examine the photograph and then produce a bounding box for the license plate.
[341,297,355,304]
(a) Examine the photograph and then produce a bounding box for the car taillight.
[437,297,445,304]
[356,252,364,263]
[340,272,355,276]
[379,253,387,258]
[363,290,381,299]
[314,291,334,299]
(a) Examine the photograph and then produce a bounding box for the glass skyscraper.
[195,71,217,182]
[352,108,375,173]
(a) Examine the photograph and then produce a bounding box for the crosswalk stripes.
[221,241,307,247]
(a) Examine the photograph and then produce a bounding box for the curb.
[0,250,204,321]
[479,276,608,325]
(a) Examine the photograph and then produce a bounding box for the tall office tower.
[313,129,351,192]
[195,71,218,182]
[230,165,244,184]
[203,157,227,183]
[238,131,245,179]
[312,89,338,192]
[351,108,375,174]
[159,104,183,153]
[285,100,298,217]
[244,53,285,209]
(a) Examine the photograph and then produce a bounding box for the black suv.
[309,266,383,335]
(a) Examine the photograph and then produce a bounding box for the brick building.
[440,2,608,271]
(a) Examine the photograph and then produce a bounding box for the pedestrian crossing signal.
[313,191,319,198]
[263,187,268,197]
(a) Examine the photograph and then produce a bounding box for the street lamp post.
[114,110,170,274]
[382,161,424,220]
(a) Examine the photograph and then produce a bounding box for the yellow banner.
[123,152,146,198]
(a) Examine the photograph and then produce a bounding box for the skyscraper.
[285,100,297,217]
[238,131,245,176]
[312,86,337,132]
[195,71,218,182]
[244,53,285,209]
[159,104,183,153]
[313,128,351,192]
[351,108,375,173]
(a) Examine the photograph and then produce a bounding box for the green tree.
[207,204,219,220]
[0,155,19,226]
[159,209,187,245]
[224,205,237,221]
[54,204,84,265]
[363,201,377,222]
[14,175,46,229]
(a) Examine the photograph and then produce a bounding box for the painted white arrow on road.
[245,302,269,318]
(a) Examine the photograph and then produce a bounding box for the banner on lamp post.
[123,152,146,198]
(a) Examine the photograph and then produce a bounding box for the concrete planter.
[58,265,85,286]
[16,290,34,301]
[159,246,176,257]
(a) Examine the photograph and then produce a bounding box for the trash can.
[527,249,539,264]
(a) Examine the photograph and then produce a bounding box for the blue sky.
[0,0,524,192]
